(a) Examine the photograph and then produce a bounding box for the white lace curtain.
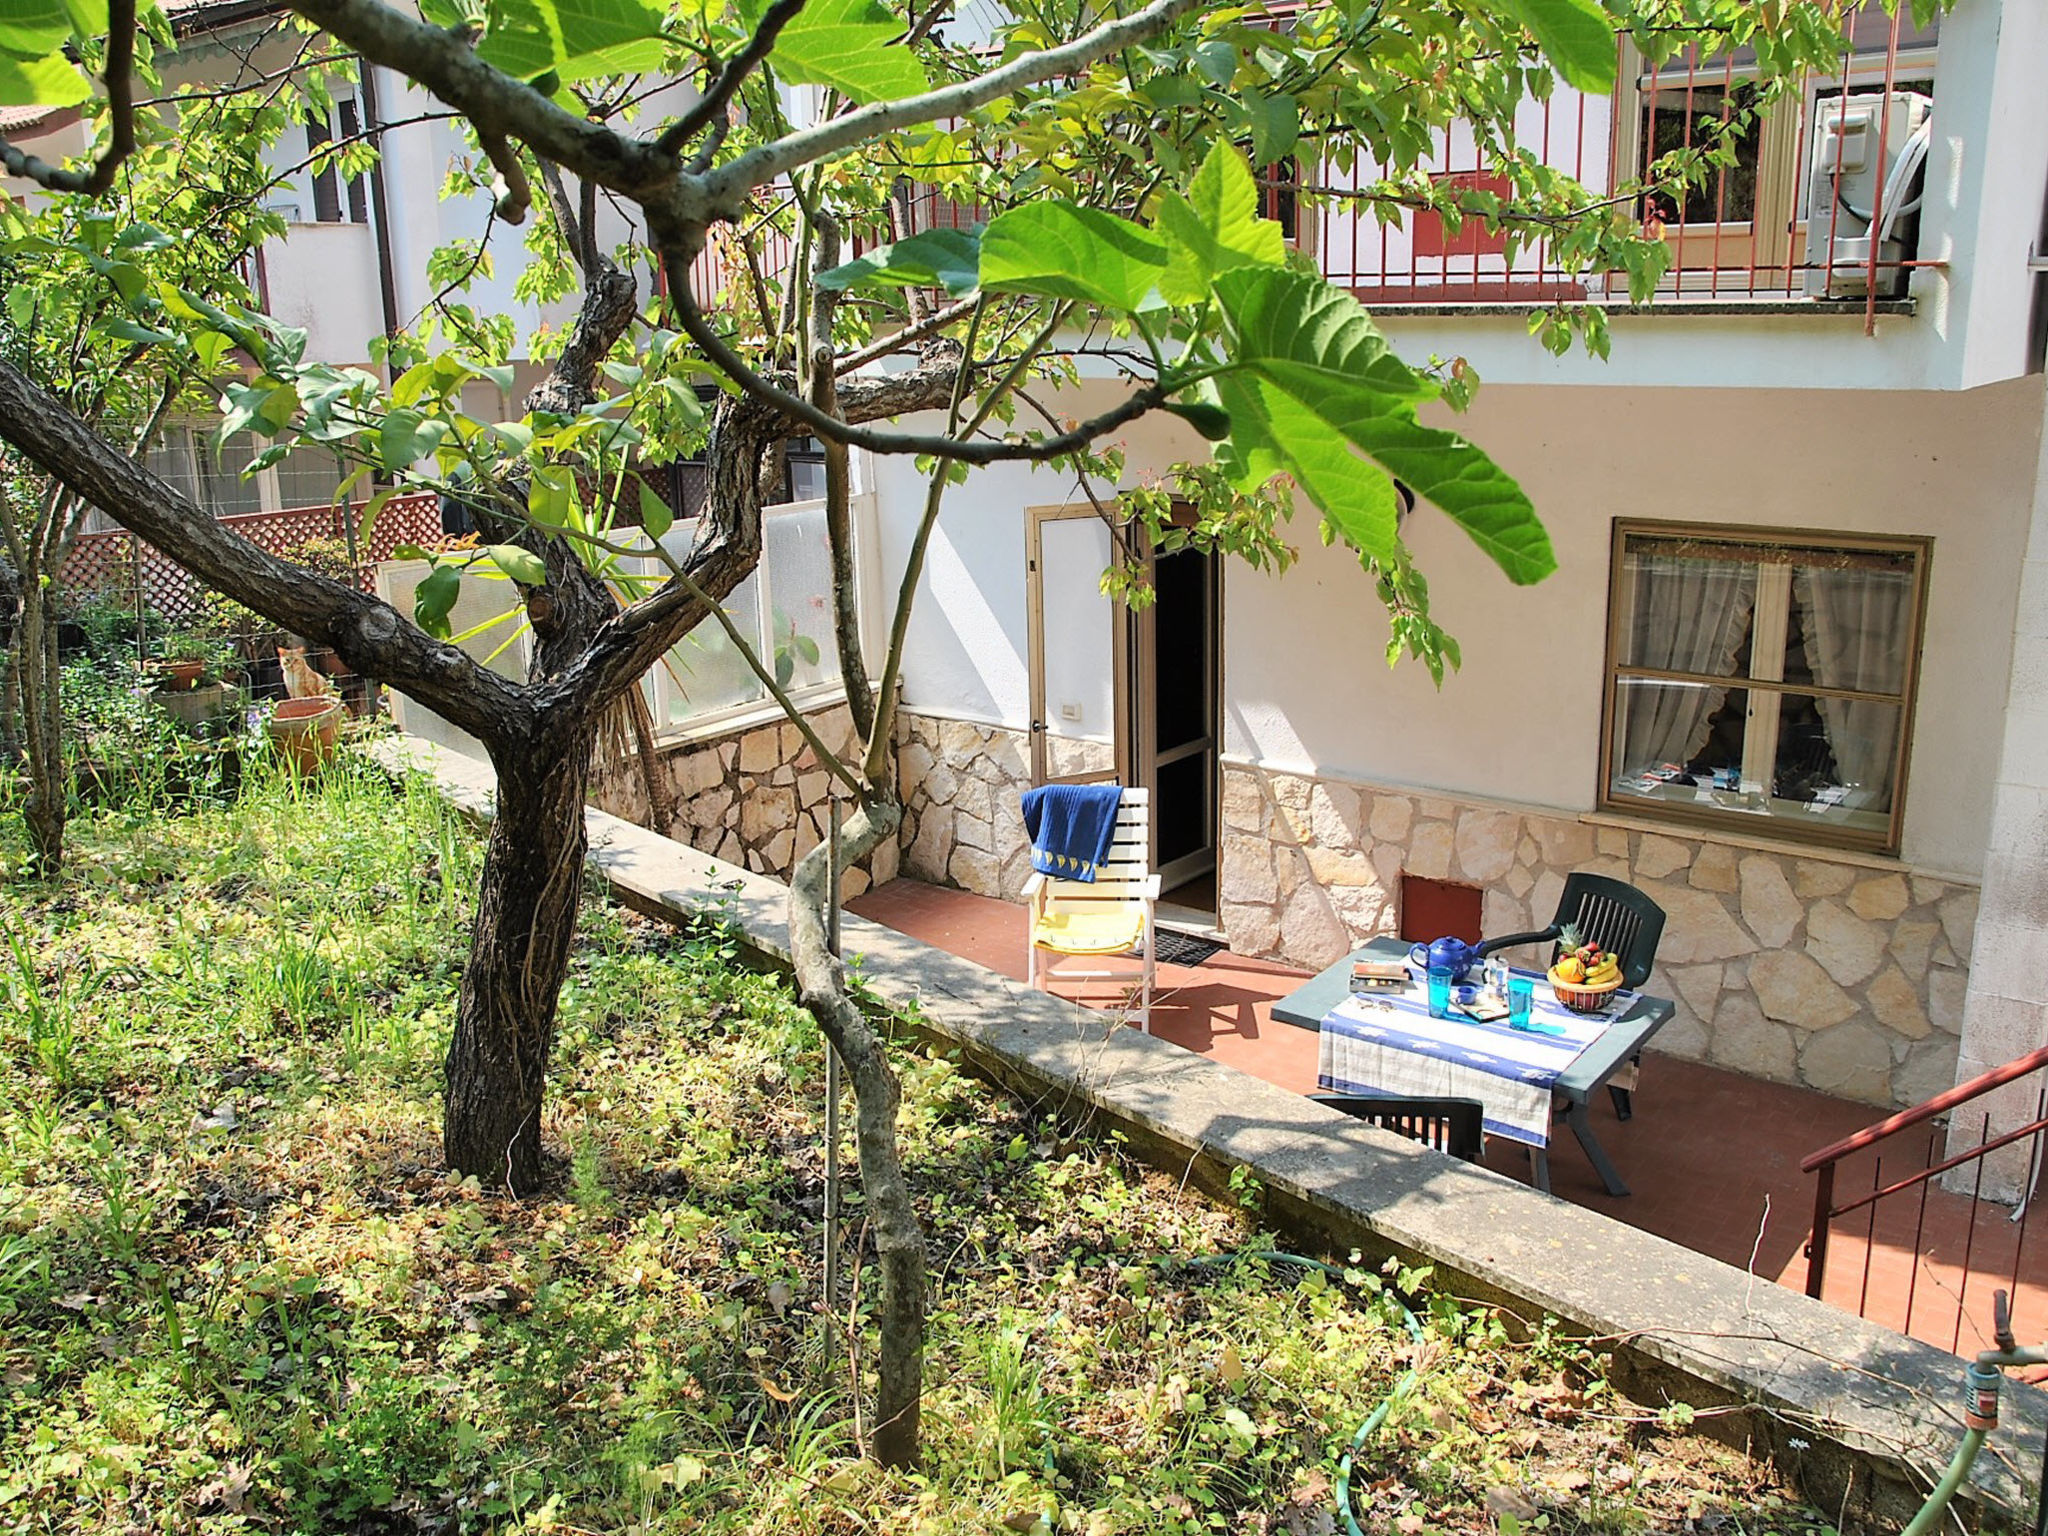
[1794,566,1910,807]
[1621,555,1757,774]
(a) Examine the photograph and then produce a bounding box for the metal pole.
[1805,1163,1834,1300]
[822,791,843,1343]
[2037,1421,2048,1536]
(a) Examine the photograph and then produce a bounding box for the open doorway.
[1127,544,1221,928]
[1024,506,1221,931]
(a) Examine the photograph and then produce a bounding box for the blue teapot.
[1409,935,1482,980]
[1409,927,1556,981]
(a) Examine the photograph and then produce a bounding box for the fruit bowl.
[1548,967,1624,1013]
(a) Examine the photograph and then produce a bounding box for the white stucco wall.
[883,375,2044,882]
[866,394,1198,731]
[258,220,385,365]
[1225,377,2044,879]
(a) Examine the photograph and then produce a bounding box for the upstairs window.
[1621,2,1939,290]
[1601,521,1929,853]
[303,100,368,225]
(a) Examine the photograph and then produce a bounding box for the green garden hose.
[1897,1427,1987,1536]
[1176,1263,2027,1536]
[1168,1250,1426,1536]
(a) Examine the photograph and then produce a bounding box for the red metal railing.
[1803,1046,2048,1355]
[1298,2,1936,324]
[673,5,1935,324]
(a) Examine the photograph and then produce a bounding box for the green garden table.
[1272,936,1675,1196]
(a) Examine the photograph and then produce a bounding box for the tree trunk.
[16,569,64,875]
[0,555,20,764]
[442,715,593,1191]
[787,795,925,1467]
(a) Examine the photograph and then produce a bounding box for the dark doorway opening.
[1147,547,1220,915]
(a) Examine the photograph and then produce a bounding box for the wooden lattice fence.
[59,492,442,629]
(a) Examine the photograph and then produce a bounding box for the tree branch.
[0,0,138,194]
[540,347,957,713]
[0,358,532,744]
[479,128,533,223]
[664,262,1167,463]
[653,0,808,163]
[700,0,1204,203]
[287,0,671,199]
[805,209,872,743]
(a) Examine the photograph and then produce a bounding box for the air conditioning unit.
[1804,90,1933,299]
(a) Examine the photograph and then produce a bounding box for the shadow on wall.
[587,702,898,894]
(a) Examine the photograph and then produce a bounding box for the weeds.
[0,768,1840,1535]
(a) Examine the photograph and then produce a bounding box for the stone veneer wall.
[895,712,1111,896]
[589,702,897,895]
[885,712,1968,1111]
[1219,764,1974,1110]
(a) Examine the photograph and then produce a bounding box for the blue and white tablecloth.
[1316,970,1637,1148]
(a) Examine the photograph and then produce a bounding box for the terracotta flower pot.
[156,659,205,692]
[267,696,344,775]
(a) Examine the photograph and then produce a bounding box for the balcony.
[1299,9,1940,321]
[679,3,2033,392]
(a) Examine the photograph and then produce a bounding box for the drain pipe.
[357,62,403,378]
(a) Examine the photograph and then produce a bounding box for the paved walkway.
[850,876,2048,1356]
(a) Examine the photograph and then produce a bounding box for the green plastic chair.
[1311,1094,1485,1163]
[1490,873,1667,1120]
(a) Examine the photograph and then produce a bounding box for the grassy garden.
[0,755,1848,1534]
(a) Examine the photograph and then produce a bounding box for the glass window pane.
[143,435,200,504]
[199,430,264,517]
[1784,690,1902,823]
[654,523,764,722]
[784,438,828,503]
[1616,547,1759,679]
[1789,560,1913,698]
[273,445,346,511]
[762,505,844,692]
[1611,675,1736,787]
[1609,682,1898,836]
[1639,82,1761,225]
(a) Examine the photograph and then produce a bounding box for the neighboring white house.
[10,0,2048,1120]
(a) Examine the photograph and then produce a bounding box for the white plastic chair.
[1022,787,1159,1031]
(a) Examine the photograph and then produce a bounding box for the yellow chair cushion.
[1032,905,1147,956]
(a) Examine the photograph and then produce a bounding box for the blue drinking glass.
[1508,976,1535,1029]
[1426,967,1453,1019]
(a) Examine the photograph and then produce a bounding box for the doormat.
[1153,930,1228,967]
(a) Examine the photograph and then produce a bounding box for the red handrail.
[1802,1042,2048,1313]
[1800,1043,2048,1174]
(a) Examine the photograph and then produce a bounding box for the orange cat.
[278,645,339,699]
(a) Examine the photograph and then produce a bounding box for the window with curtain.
[1602,522,1928,852]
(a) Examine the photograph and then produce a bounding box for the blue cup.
[1508,976,1535,1029]
[1426,967,1453,1019]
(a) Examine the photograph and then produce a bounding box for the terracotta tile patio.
[849,876,2048,1357]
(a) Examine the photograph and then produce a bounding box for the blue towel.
[1021,784,1124,884]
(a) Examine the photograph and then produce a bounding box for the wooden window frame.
[1596,517,1933,856]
